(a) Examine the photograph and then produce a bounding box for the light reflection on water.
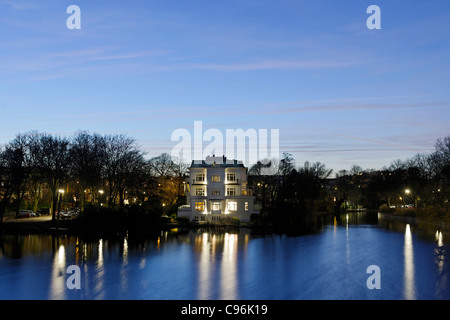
[196,231,240,299]
[50,245,66,300]
[1,213,450,300]
[404,224,415,300]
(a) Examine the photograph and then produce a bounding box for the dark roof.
[190,156,245,168]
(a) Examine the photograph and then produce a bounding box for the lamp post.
[404,189,412,208]
[99,190,104,207]
[57,189,65,229]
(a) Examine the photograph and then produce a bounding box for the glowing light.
[404,224,416,300]
[58,245,65,266]
[198,232,212,299]
[435,230,445,274]
[50,244,67,299]
[221,233,238,299]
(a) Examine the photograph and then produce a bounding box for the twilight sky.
[0,0,449,172]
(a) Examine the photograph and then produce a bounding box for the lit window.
[195,173,205,182]
[227,187,237,196]
[195,202,205,211]
[212,201,221,211]
[227,173,236,182]
[211,175,220,182]
[227,201,237,211]
[195,188,205,196]
[245,202,249,211]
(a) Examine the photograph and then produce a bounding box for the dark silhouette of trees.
[249,153,333,233]
[1,131,449,233]
[69,131,107,211]
[147,153,188,216]
[0,145,26,228]
[102,134,145,212]
[35,134,71,221]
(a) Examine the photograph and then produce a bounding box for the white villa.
[178,155,259,224]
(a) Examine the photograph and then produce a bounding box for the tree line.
[0,131,187,230]
[249,136,450,233]
[1,130,449,233]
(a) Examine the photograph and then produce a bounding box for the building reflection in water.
[221,233,238,299]
[198,232,212,299]
[404,224,415,300]
[196,231,240,299]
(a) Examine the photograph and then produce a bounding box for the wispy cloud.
[0,0,38,10]
[1,47,171,79]
[188,58,360,71]
[263,100,450,115]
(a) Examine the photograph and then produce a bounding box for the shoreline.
[0,216,240,237]
[1,210,449,237]
[377,211,450,232]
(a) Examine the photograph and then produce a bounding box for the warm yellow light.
[405,189,410,194]
[58,189,65,194]
[99,190,104,194]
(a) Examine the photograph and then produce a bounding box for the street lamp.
[57,189,65,228]
[404,189,412,208]
[98,190,104,207]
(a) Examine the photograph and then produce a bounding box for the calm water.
[1,212,449,300]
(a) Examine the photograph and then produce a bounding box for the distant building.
[178,155,259,224]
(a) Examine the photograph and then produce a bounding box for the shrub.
[379,204,394,214]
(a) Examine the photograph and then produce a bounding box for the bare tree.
[103,134,145,211]
[70,131,107,209]
[35,134,71,220]
[0,147,20,229]
[149,153,175,177]
[300,161,333,180]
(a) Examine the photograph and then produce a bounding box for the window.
[195,202,205,211]
[212,201,221,211]
[195,188,205,196]
[227,187,237,196]
[245,202,249,211]
[227,173,236,182]
[212,189,221,196]
[227,201,237,211]
[195,173,205,182]
[211,175,220,182]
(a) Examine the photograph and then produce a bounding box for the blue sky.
[0,0,449,172]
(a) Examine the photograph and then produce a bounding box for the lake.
[0,212,449,300]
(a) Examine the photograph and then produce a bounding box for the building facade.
[178,156,259,224]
